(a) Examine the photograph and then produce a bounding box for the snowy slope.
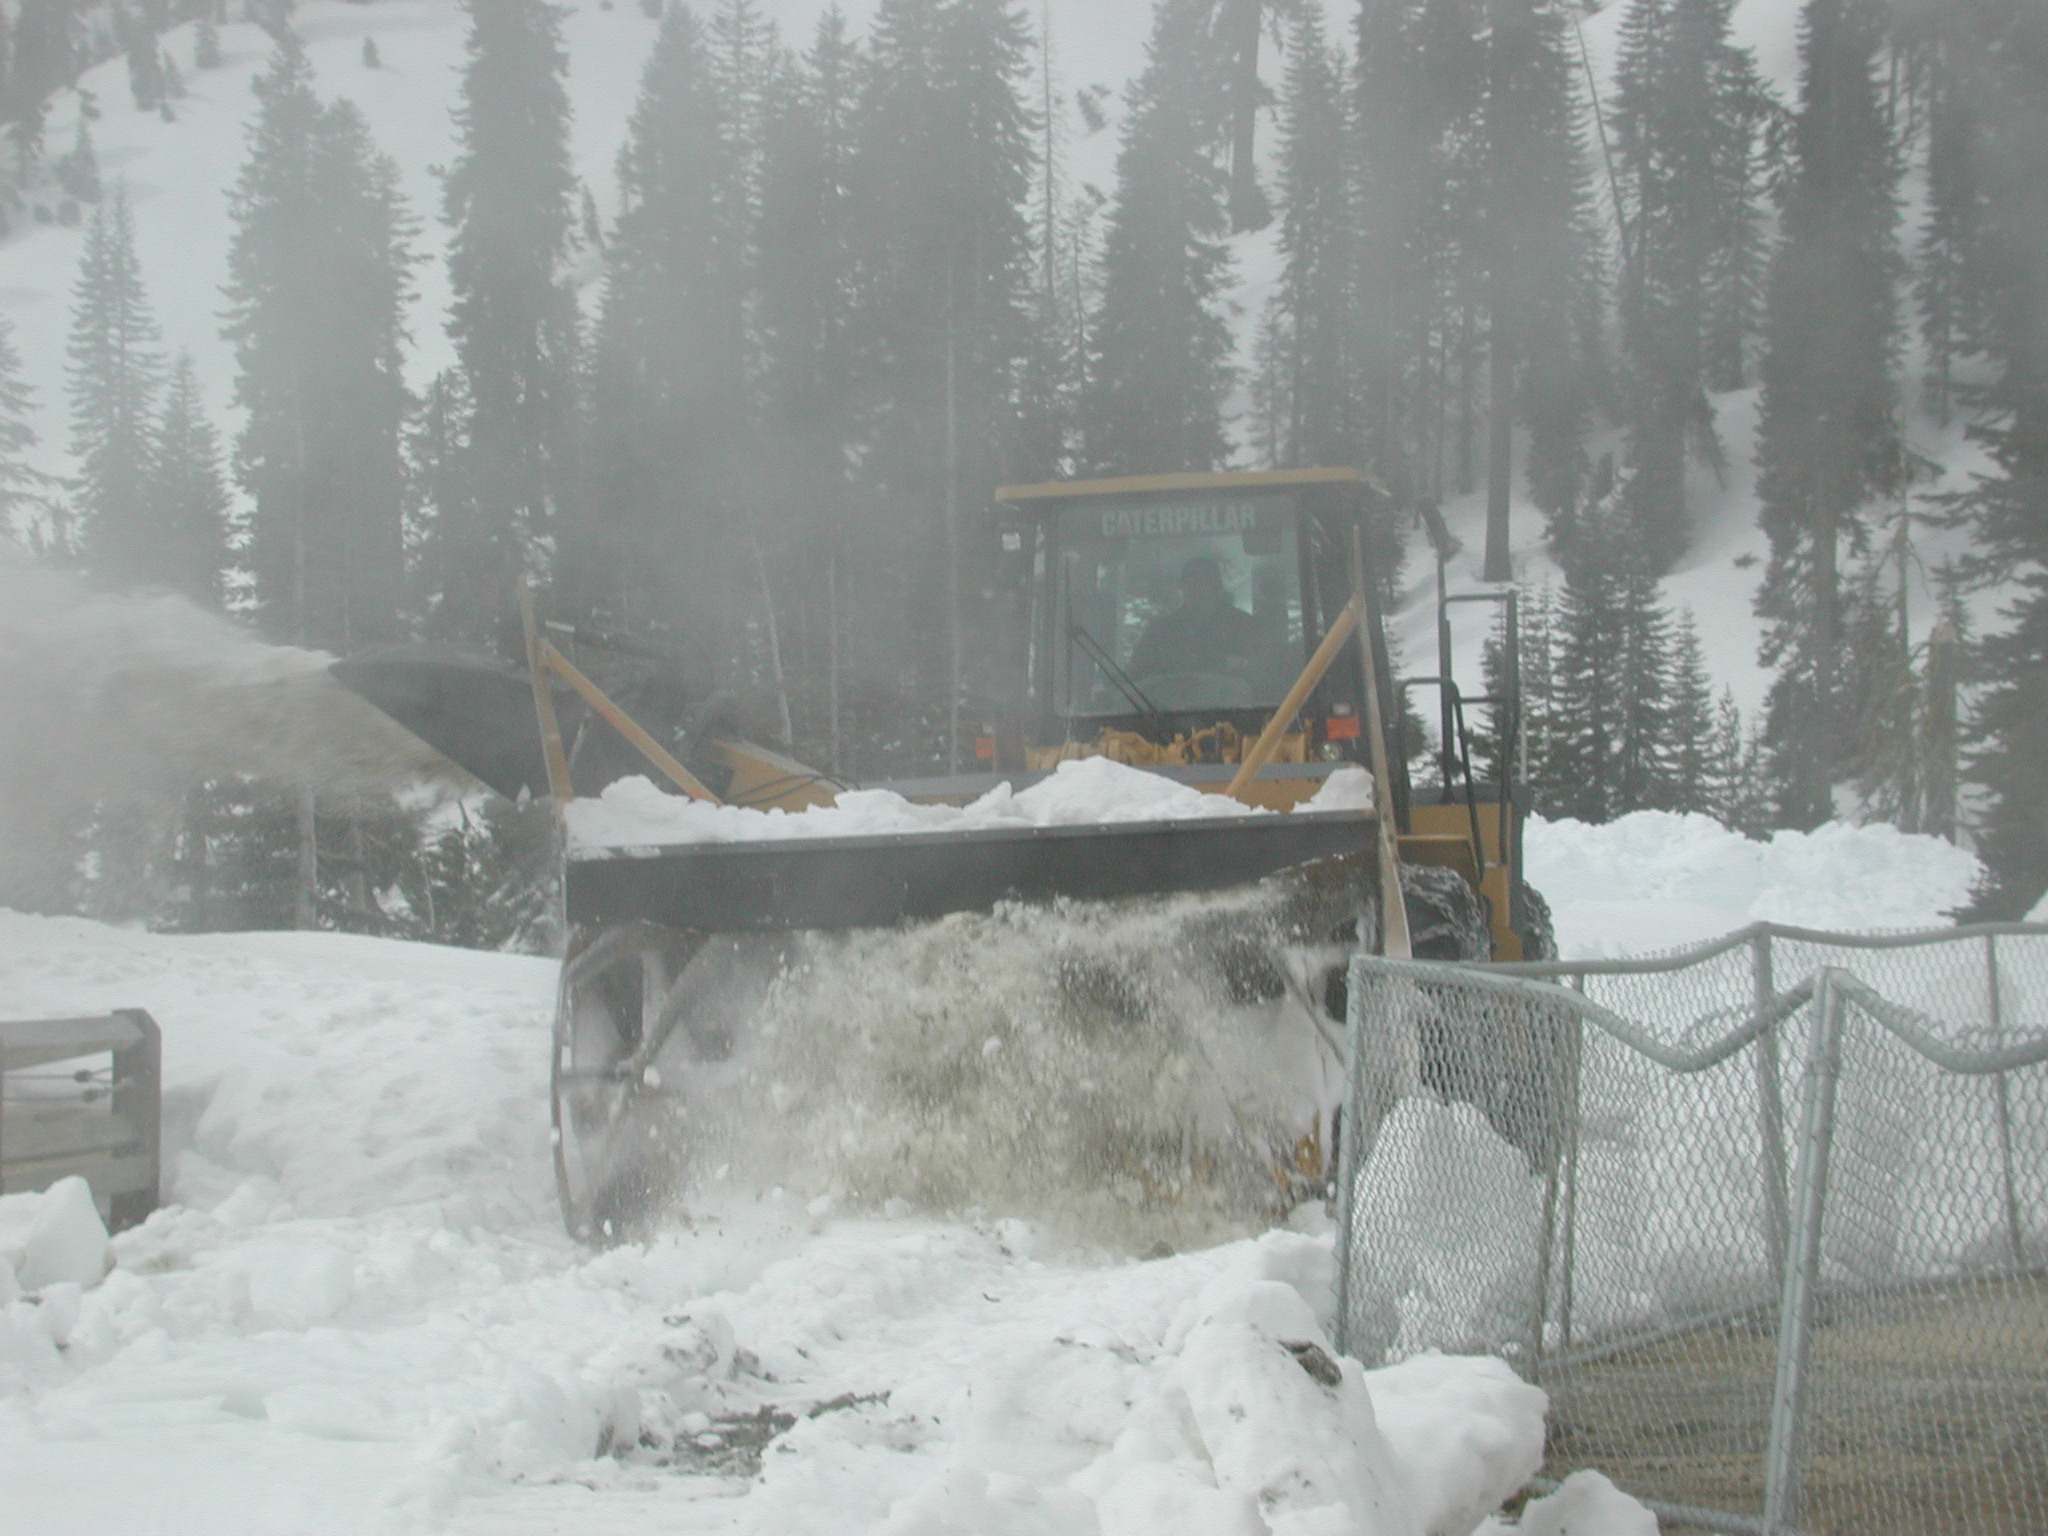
[0,810,1977,1533]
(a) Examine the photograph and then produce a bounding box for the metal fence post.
[1557,987,1586,1357]
[1753,930,1792,1293]
[1333,955,1367,1358]
[1764,967,1846,1536]
[1987,935,2024,1269]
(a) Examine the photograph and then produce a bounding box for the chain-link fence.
[1333,923,2048,1536]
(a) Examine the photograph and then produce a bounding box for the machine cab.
[995,468,1397,773]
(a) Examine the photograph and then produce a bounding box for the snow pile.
[0,910,561,1230]
[567,758,1375,853]
[1526,809,1982,957]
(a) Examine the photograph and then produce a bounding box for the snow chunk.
[0,1178,111,1291]
[1304,765,1376,812]
[564,756,1288,852]
[1476,1471,1659,1536]
[1366,1353,1547,1536]
[1345,1100,1545,1366]
[2028,888,2048,924]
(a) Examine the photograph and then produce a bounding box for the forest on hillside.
[2,0,2044,937]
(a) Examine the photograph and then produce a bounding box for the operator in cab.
[1128,556,1261,684]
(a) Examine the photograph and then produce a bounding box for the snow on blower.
[332,468,1559,1242]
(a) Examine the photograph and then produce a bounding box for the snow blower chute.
[332,468,1552,1241]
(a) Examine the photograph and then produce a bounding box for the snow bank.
[0,909,560,1229]
[566,759,1376,853]
[1524,810,1982,957]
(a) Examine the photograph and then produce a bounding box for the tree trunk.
[1484,296,1514,582]
[294,784,317,930]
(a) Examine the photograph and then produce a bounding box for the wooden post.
[1923,618,1958,843]
[1225,597,1361,802]
[1352,525,1412,960]
[533,638,721,805]
[519,582,574,806]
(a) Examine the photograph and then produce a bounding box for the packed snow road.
[0,813,1980,1533]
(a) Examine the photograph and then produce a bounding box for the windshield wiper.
[1065,611,1168,731]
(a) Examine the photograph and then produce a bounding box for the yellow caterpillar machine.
[334,467,1550,1240]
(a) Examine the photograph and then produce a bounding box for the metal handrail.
[1357,955,2048,1077]
[1475,919,2048,977]
[1354,955,1817,1074]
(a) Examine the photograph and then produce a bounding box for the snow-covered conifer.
[1753,0,1903,829]
[68,183,163,587]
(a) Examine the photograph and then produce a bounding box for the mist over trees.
[6,0,2048,928]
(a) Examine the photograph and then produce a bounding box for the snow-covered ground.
[0,810,1979,1533]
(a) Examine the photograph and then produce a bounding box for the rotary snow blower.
[332,468,1553,1242]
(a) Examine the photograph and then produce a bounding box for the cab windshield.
[1056,494,1304,717]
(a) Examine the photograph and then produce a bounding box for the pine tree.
[149,354,228,606]
[1545,498,1673,822]
[758,9,860,494]
[752,13,868,769]
[9,0,76,170]
[54,117,99,201]
[122,6,165,112]
[68,183,164,588]
[1483,0,1604,573]
[406,367,477,628]
[435,0,580,644]
[195,9,222,69]
[841,0,1035,763]
[1661,608,1717,812]
[1610,0,1772,566]
[576,2,742,642]
[224,46,414,647]
[1348,0,1475,511]
[1083,0,1233,475]
[0,315,51,545]
[1752,0,1902,829]
[1704,686,1745,825]
[1269,5,1353,470]
[1938,0,2048,914]
[1516,581,1560,810]
[1914,62,1972,427]
[1013,0,1085,483]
